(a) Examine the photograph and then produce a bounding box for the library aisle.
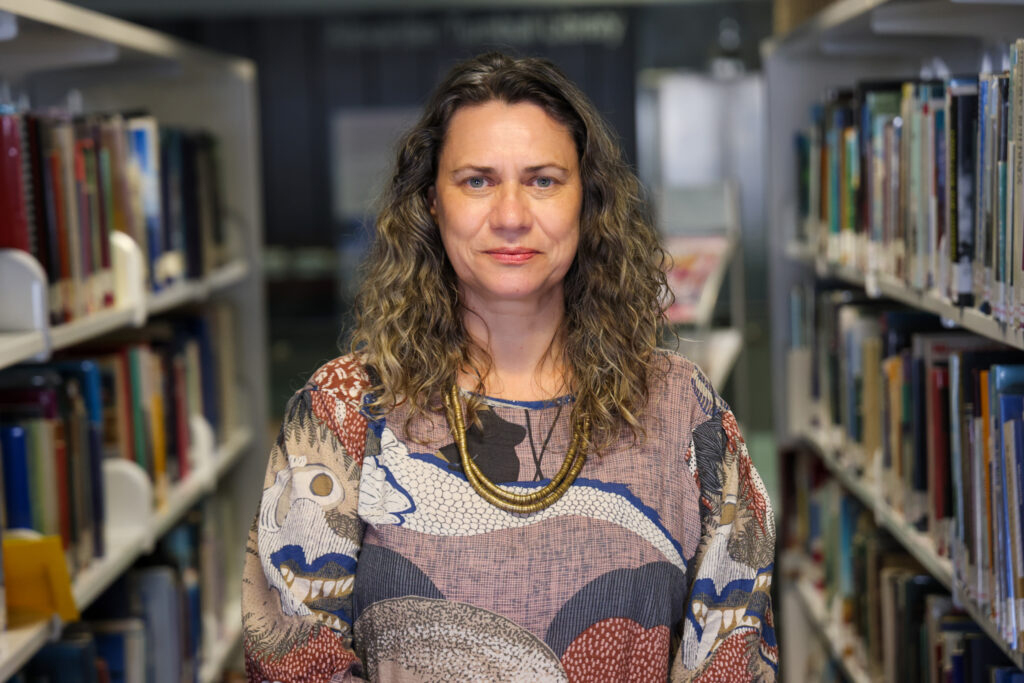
[0,0,266,679]
[767,0,1024,678]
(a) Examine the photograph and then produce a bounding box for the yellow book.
[3,535,78,624]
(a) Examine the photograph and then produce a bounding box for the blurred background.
[24,0,1024,679]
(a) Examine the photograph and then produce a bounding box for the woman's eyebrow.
[524,164,569,173]
[450,165,496,175]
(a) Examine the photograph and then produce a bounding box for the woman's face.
[431,100,582,311]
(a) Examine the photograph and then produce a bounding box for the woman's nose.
[491,184,530,231]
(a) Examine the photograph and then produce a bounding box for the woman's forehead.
[439,101,578,168]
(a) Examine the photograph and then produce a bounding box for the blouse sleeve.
[242,359,370,682]
[671,401,777,682]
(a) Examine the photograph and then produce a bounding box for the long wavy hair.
[350,52,670,449]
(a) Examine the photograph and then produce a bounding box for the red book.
[0,114,30,252]
[74,139,94,308]
[48,151,72,323]
[53,425,72,553]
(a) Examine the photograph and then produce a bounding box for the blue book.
[127,116,164,291]
[92,618,146,683]
[995,667,1018,683]
[996,392,1022,636]
[52,360,106,558]
[1017,413,1024,650]
[0,425,31,530]
[184,316,219,437]
[991,366,1024,636]
[26,632,98,682]
[136,566,182,683]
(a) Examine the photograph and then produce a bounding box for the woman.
[243,52,775,682]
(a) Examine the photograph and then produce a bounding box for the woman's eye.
[467,177,486,189]
[535,177,554,188]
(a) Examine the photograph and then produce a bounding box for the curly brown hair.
[350,52,670,449]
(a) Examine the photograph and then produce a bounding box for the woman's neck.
[459,291,567,402]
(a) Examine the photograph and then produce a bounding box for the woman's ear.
[427,186,437,218]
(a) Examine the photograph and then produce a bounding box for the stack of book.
[0,105,232,325]
[782,447,1024,681]
[796,38,1024,324]
[0,307,237,581]
[797,291,1024,655]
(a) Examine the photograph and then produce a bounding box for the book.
[25,629,99,683]
[136,566,183,683]
[0,425,32,530]
[662,234,733,325]
[0,111,31,255]
[92,618,146,683]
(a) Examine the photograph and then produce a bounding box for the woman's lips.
[486,248,538,264]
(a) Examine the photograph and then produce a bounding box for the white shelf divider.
[0,249,50,366]
[71,425,252,611]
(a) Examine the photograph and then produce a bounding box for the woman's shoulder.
[648,348,728,426]
[306,353,372,407]
[650,348,714,395]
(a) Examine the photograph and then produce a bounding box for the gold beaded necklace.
[443,385,589,514]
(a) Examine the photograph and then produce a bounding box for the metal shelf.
[799,251,1024,351]
[146,261,247,316]
[782,550,877,683]
[198,600,242,683]
[0,331,45,370]
[49,306,137,352]
[0,619,59,682]
[764,0,1024,59]
[0,258,252,375]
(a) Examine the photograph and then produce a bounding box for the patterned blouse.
[242,351,776,682]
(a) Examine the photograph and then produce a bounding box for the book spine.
[935,96,948,297]
[0,114,31,253]
[0,426,32,530]
[94,123,115,307]
[955,88,979,306]
[997,77,1010,322]
[1013,40,1024,329]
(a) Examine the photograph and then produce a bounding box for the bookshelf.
[766,0,1024,677]
[0,0,266,678]
[792,419,1024,671]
